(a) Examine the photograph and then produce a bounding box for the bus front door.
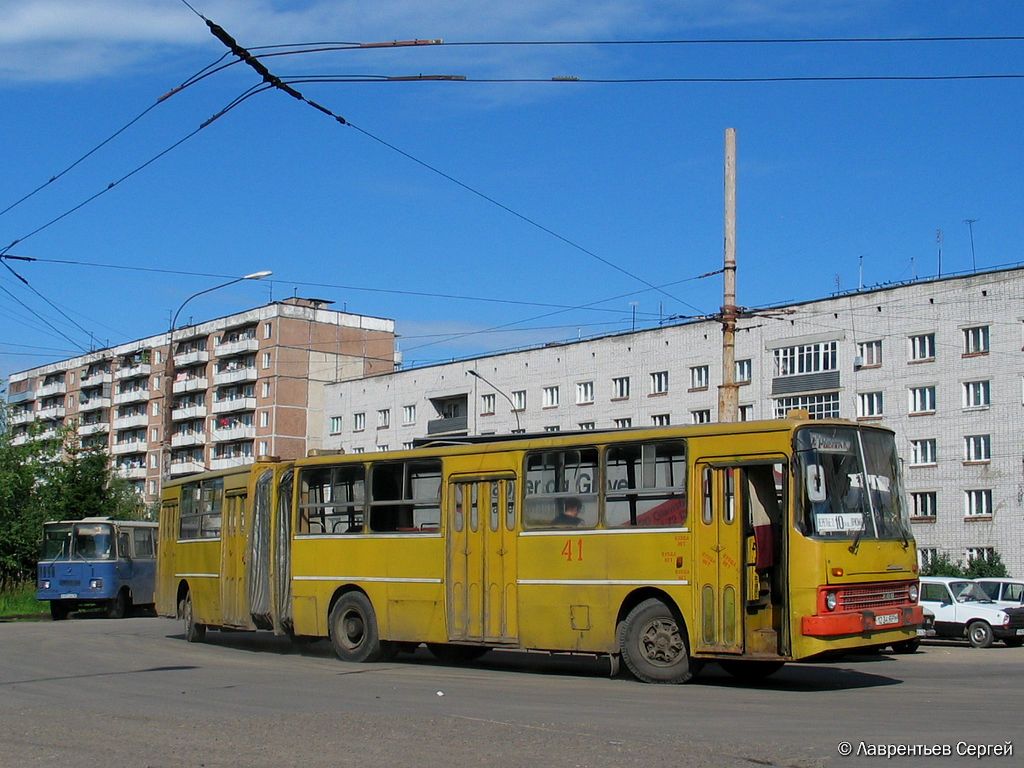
[446,476,518,645]
[694,464,744,655]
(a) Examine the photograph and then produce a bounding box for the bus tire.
[329,592,383,663]
[890,638,921,654]
[182,592,206,643]
[427,643,490,663]
[967,621,994,649]
[107,589,128,619]
[50,601,70,621]
[618,598,696,684]
[719,659,785,681]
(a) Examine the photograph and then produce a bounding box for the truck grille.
[838,582,913,611]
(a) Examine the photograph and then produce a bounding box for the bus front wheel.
[329,592,383,663]
[182,592,206,643]
[618,598,697,684]
[107,589,128,619]
[50,601,70,621]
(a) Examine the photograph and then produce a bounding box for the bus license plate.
[875,613,899,626]
[60,593,77,599]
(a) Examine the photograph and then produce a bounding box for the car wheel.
[967,620,994,649]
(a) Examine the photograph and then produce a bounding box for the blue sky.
[2,1,1022,383]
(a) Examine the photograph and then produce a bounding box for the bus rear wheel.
[50,601,70,621]
[329,592,383,663]
[181,591,206,643]
[618,598,697,684]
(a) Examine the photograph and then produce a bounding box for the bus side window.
[118,532,132,558]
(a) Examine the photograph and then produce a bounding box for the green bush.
[920,551,966,578]
[964,551,1009,579]
[0,582,48,618]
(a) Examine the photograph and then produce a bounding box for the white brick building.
[321,266,1024,577]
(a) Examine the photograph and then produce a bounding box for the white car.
[975,578,1024,609]
[919,576,1024,648]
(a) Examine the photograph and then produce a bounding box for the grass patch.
[0,582,49,618]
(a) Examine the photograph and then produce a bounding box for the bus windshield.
[795,426,911,541]
[71,523,116,560]
[40,524,74,560]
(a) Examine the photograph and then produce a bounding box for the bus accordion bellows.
[156,417,923,683]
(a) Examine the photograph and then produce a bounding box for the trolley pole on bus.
[160,271,272,492]
[718,128,740,423]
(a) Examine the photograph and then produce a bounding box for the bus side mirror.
[805,465,826,503]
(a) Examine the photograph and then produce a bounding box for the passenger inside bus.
[551,497,584,527]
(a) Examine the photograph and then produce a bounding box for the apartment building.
[7,298,395,503]
[321,266,1024,577]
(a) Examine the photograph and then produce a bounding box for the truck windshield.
[40,524,74,560]
[795,426,912,541]
[72,523,115,560]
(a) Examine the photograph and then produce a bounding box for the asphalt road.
[0,615,1020,768]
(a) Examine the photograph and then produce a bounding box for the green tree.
[920,551,965,578]
[964,550,1008,579]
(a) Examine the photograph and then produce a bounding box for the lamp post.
[467,369,521,433]
[161,271,272,488]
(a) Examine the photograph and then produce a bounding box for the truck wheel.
[618,598,698,684]
[967,621,994,649]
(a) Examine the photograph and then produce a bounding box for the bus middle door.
[694,463,744,655]
[220,489,249,627]
[446,475,518,645]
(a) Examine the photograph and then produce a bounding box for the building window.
[259,411,269,428]
[691,409,711,424]
[964,434,991,463]
[735,359,752,384]
[614,417,633,429]
[542,386,560,408]
[263,322,272,339]
[910,438,937,466]
[352,447,365,454]
[911,491,937,519]
[689,366,708,390]
[402,404,416,425]
[480,393,495,415]
[773,341,837,377]
[402,441,414,450]
[376,445,389,452]
[962,380,991,409]
[152,401,160,416]
[857,391,884,418]
[148,480,158,495]
[329,416,342,434]
[512,390,526,411]
[964,489,993,517]
[578,421,595,431]
[576,381,594,404]
[258,440,269,455]
[908,386,936,414]
[773,392,840,420]
[857,340,882,368]
[377,409,391,429]
[149,453,158,469]
[738,404,753,421]
[918,547,938,570]
[650,370,669,395]
[150,427,159,442]
[652,413,671,426]
[612,376,630,400]
[543,425,560,433]
[909,333,936,362]
[353,412,365,432]
[262,381,271,398]
[261,352,271,369]
[963,325,990,355]
[966,546,995,562]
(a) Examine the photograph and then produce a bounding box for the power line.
[0,280,87,352]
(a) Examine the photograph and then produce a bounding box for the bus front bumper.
[801,604,924,637]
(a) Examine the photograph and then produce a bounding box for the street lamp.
[468,369,521,433]
[161,270,272,487]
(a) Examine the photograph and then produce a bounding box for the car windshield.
[40,524,73,560]
[795,426,912,541]
[951,581,991,603]
[72,523,115,560]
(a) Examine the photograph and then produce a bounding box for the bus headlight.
[825,592,838,611]
[908,585,919,602]
[40,579,50,590]
[89,578,103,590]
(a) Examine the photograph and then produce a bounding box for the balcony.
[210,455,253,471]
[78,422,109,436]
[116,466,147,480]
[427,415,468,435]
[174,350,209,367]
[80,372,112,387]
[213,366,257,386]
[78,397,112,413]
[37,381,67,397]
[11,433,30,446]
[115,363,151,380]
[169,460,206,477]
[211,397,256,414]
[172,377,208,394]
[172,404,207,421]
[113,413,148,429]
[212,425,255,442]
[172,432,206,448]
[215,337,259,356]
[36,405,66,420]
[7,389,35,405]
[113,389,149,405]
[10,410,35,426]
[111,439,148,455]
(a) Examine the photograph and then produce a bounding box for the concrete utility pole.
[718,128,739,423]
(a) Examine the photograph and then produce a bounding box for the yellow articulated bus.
[156,416,923,683]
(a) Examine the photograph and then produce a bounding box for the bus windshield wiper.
[848,521,866,554]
